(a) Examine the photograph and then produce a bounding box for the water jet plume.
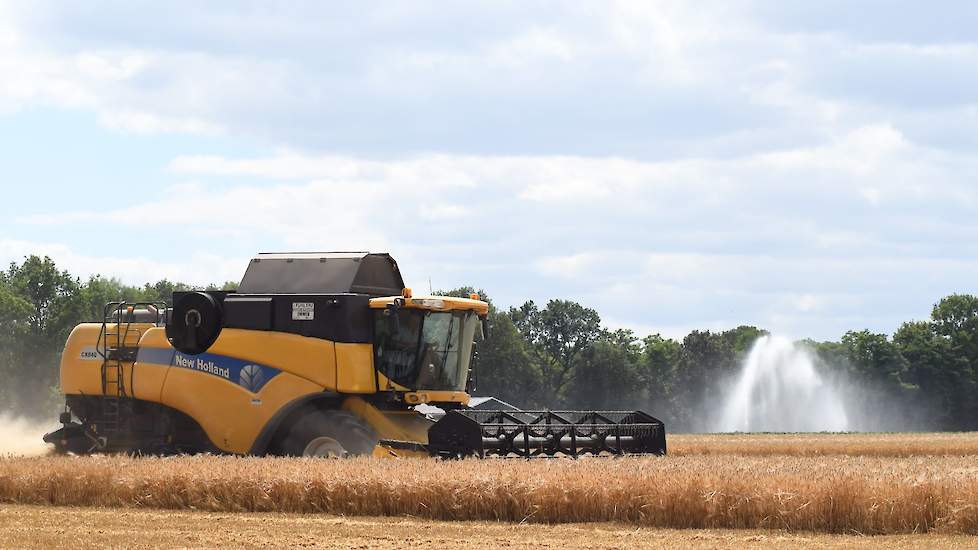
[717,335,848,432]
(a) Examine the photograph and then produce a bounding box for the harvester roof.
[237,252,405,296]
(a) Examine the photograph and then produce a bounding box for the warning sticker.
[292,302,315,321]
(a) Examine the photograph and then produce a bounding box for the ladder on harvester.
[96,301,166,448]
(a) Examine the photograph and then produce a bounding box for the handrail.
[97,300,169,398]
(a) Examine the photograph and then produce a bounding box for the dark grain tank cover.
[236,252,405,296]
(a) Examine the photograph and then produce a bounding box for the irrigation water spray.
[717,335,849,432]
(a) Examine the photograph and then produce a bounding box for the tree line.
[448,289,977,432]
[1,255,976,431]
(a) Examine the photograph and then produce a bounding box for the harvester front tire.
[51,436,94,455]
[278,410,378,457]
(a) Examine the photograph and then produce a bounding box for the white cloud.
[98,111,222,135]
[1,1,973,153]
[858,187,882,205]
[419,203,470,221]
[4,2,978,340]
[23,122,978,260]
[792,294,823,313]
[536,252,607,278]
[519,178,616,202]
[75,52,147,80]
[0,239,244,285]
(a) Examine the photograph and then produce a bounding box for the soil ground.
[1,505,974,549]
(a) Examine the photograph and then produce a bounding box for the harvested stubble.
[4,504,977,549]
[2,454,977,534]
[670,432,978,457]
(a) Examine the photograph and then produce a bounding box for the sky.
[2,1,977,341]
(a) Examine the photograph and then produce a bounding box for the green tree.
[80,276,140,321]
[1,256,87,416]
[837,329,920,430]
[931,295,978,355]
[475,310,542,407]
[205,280,239,292]
[510,299,602,407]
[565,329,643,409]
[138,279,185,302]
[671,331,732,431]
[0,282,34,407]
[927,296,978,429]
[893,320,954,428]
[638,334,681,416]
[668,326,765,431]
[840,330,910,389]
[725,325,768,355]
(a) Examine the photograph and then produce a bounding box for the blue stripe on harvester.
[136,346,281,394]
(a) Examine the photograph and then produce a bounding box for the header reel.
[427,409,666,458]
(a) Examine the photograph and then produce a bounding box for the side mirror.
[481,317,491,341]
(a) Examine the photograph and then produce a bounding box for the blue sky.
[2,1,977,340]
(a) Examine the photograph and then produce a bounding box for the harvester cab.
[45,252,666,458]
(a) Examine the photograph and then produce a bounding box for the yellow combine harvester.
[44,252,665,458]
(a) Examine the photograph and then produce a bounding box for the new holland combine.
[44,252,666,458]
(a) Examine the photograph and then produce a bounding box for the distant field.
[3,505,977,549]
[3,433,978,536]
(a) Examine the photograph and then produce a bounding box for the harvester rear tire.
[277,410,378,457]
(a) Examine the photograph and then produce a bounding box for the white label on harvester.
[79,346,100,361]
[292,302,315,321]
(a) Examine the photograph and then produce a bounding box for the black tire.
[45,425,96,455]
[277,409,378,457]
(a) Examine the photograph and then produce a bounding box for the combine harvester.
[44,252,666,458]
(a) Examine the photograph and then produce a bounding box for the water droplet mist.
[717,335,849,432]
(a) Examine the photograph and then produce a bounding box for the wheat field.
[2,436,978,535]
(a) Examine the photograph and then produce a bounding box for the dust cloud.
[0,413,53,456]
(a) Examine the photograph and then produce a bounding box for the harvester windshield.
[374,309,480,391]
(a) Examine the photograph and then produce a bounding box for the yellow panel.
[62,324,168,398]
[138,327,170,348]
[335,343,376,393]
[161,368,324,453]
[129,362,170,403]
[342,396,432,444]
[369,295,489,315]
[131,328,172,403]
[208,329,337,391]
[61,323,106,396]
